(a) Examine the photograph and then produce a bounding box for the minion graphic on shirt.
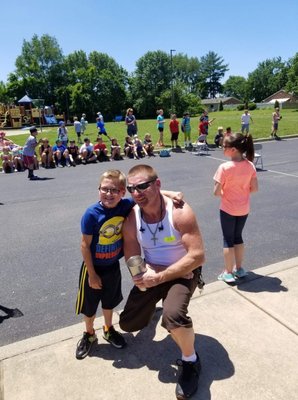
[95,216,124,261]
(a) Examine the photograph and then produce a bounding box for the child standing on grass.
[181,112,191,148]
[57,121,69,146]
[156,109,165,147]
[73,117,82,144]
[169,114,179,148]
[213,133,258,283]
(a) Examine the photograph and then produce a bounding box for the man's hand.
[133,267,162,289]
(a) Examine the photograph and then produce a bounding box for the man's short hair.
[84,137,90,143]
[127,164,158,181]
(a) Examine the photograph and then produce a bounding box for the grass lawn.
[6,108,298,151]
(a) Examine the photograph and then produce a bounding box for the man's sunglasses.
[127,178,157,193]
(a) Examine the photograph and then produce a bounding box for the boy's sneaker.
[218,272,235,283]
[76,332,97,360]
[233,267,248,278]
[102,326,126,349]
[176,353,201,399]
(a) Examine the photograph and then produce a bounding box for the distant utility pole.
[170,49,176,113]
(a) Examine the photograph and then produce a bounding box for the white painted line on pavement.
[266,169,298,178]
[207,156,298,178]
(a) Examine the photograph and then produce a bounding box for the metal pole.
[170,49,176,113]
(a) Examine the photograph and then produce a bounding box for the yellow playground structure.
[0,96,65,128]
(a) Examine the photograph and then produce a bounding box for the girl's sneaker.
[233,267,248,278]
[218,272,235,283]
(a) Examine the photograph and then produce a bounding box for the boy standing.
[169,114,180,148]
[73,117,82,144]
[23,126,42,180]
[75,170,134,359]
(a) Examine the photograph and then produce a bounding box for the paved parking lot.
[1,137,297,345]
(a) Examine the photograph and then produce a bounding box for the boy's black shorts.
[75,261,123,317]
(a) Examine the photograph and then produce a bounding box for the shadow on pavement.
[0,305,24,324]
[89,308,234,399]
[236,272,288,293]
[29,177,55,181]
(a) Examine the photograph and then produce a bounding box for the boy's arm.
[161,190,184,207]
[81,234,102,289]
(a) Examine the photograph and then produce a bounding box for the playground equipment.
[0,96,65,128]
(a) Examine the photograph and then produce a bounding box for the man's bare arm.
[122,210,141,261]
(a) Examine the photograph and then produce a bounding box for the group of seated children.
[123,134,154,159]
[1,129,157,174]
[0,131,25,173]
[214,127,232,148]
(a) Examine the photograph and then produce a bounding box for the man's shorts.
[75,261,123,317]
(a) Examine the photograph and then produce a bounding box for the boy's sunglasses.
[127,178,157,193]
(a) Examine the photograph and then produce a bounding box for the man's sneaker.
[218,272,235,283]
[233,267,248,278]
[102,326,126,349]
[76,332,97,360]
[176,353,201,399]
[29,175,40,181]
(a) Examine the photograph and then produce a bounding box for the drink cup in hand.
[126,255,147,291]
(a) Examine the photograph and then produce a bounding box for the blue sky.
[1,0,297,83]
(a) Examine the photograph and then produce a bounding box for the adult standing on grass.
[120,164,205,400]
[125,108,138,137]
[156,109,165,147]
[271,107,282,140]
[80,113,88,140]
[22,126,42,180]
[241,109,253,134]
[213,132,258,283]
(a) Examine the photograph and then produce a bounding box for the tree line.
[0,34,297,120]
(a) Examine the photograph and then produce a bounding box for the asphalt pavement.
[0,137,298,346]
[1,258,297,400]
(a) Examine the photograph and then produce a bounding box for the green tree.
[6,34,64,104]
[0,81,10,104]
[197,51,229,98]
[131,51,172,118]
[223,76,248,101]
[246,57,289,102]
[159,81,202,116]
[286,53,298,95]
[172,53,201,94]
[60,51,128,120]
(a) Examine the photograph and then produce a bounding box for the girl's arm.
[213,181,222,197]
[250,176,258,193]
